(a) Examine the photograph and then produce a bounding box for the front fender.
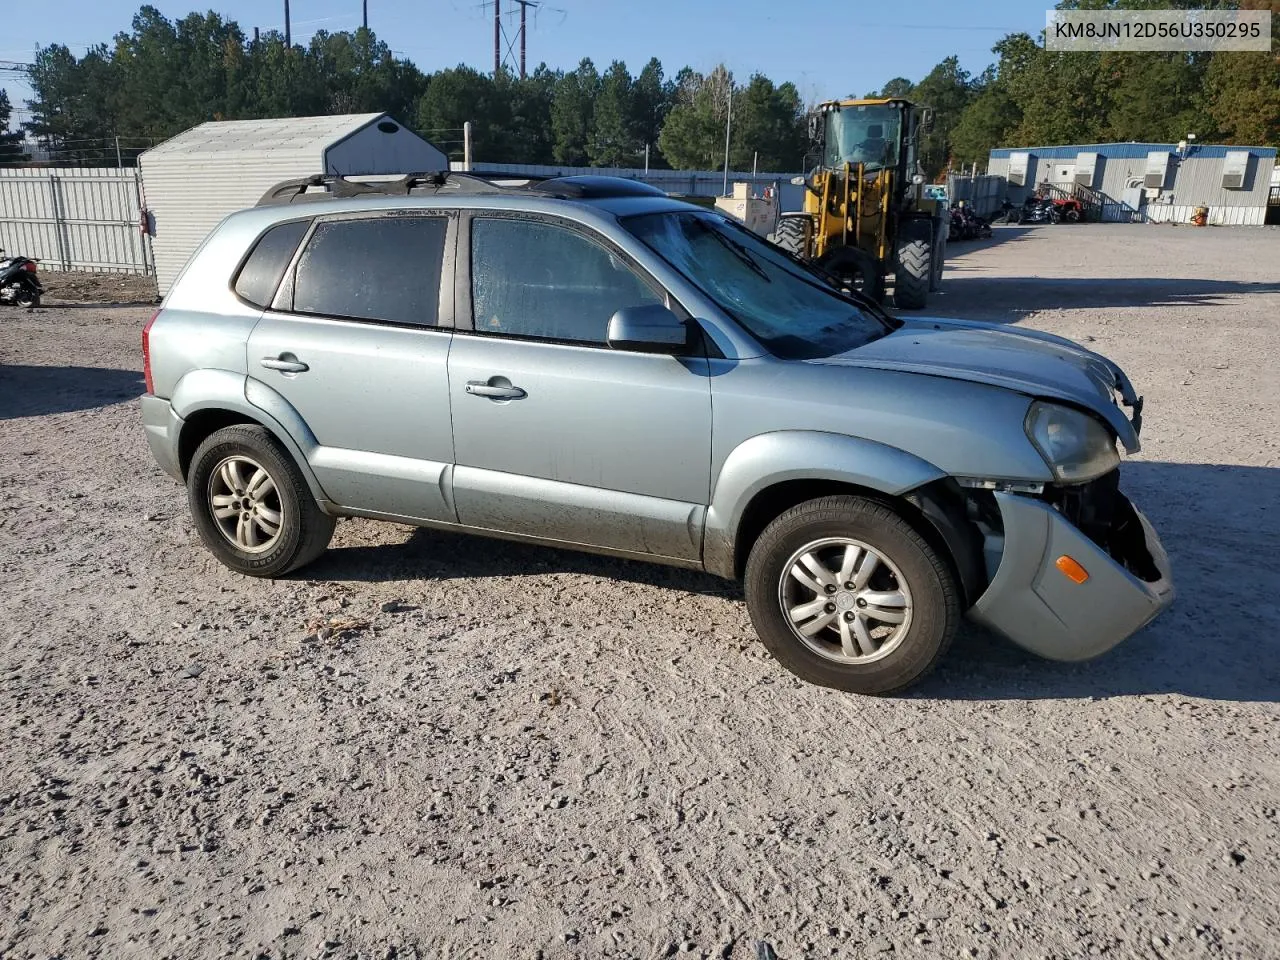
[169,369,331,507]
[703,430,946,578]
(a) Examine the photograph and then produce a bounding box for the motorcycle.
[948,203,991,241]
[1020,196,1060,225]
[0,249,43,308]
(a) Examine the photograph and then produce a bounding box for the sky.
[2,0,1046,127]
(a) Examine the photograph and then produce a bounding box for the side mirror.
[920,108,935,134]
[806,111,822,144]
[607,304,692,355]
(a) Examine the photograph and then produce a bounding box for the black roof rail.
[257,172,670,207]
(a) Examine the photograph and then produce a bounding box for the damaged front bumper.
[968,484,1174,662]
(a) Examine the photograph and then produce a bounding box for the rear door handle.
[261,356,309,373]
[465,380,526,400]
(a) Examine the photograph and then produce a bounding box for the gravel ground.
[2,223,1278,960]
[34,270,158,306]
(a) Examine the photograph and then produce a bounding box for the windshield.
[824,104,902,172]
[624,211,893,359]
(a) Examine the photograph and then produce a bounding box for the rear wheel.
[744,495,960,695]
[1062,206,1081,223]
[10,282,38,308]
[187,424,334,577]
[773,214,809,257]
[818,246,884,302]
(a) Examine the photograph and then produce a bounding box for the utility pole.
[362,0,368,30]
[722,87,733,196]
[284,0,291,47]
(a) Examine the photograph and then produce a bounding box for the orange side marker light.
[1056,555,1090,584]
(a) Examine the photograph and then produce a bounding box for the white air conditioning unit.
[1144,151,1171,189]
[1222,150,1250,190]
[1007,151,1030,187]
[1075,152,1099,187]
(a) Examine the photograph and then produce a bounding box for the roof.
[990,142,1277,160]
[142,113,390,160]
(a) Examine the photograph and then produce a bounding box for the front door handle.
[261,356,309,373]
[465,379,526,400]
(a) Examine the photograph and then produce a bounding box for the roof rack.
[256,172,669,207]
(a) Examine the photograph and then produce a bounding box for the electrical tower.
[491,1,540,80]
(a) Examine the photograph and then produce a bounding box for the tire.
[773,214,809,257]
[744,495,960,695]
[893,221,932,310]
[929,224,946,293]
[187,424,335,578]
[818,246,884,302]
[1063,207,1081,223]
[5,281,38,308]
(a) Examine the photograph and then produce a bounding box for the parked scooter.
[0,249,43,308]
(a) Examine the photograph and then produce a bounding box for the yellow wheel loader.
[775,98,945,309]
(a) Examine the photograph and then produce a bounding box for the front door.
[247,213,456,521]
[447,215,713,562]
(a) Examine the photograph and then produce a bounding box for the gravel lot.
[2,223,1278,959]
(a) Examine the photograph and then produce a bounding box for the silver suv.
[140,173,1173,694]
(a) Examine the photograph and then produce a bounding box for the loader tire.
[894,221,933,310]
[774,214,809,257]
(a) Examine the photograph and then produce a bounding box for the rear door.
[446,213,713,562]
[245,212,457,521]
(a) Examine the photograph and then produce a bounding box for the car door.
[245,212,457,521]
[447,213,713,562]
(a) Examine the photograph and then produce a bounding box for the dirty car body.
[139,175,1174,694]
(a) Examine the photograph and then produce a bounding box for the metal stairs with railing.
[1037,181,1130,222]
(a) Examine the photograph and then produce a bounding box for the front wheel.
[818,246,884,302]
[744,496,960,695]
[893,222,933,309]
[187,424,335,577]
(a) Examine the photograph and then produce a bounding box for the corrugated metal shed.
[987,141,1276,226]
[140,113,448,295]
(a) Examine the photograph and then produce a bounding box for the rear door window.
[470,217,661,344]
[290,216,448,327]
[234,219,311,308]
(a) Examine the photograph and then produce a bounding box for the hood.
[811,317,1143,452]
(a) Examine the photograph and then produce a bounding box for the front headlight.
[1024,401,1119,483]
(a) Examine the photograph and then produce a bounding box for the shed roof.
[990,142,1277,160]
[142,113,388,159]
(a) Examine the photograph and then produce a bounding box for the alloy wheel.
[777,537,913,664]
[207,455,284,554]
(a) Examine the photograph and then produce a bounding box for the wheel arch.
[170,370,330,507]
[705,432,985,605]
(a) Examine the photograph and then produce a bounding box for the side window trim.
[455,210,686,347]
[268,210,457,330]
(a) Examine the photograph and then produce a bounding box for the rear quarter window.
[233,219,311,308]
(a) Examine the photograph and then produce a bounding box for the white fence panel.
[0,166,152,274]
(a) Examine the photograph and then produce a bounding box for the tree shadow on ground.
[937,276,1280,322]
[310,460,1279,703]
[0,364,144,419]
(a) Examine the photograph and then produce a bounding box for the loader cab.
[821,99,922,196]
